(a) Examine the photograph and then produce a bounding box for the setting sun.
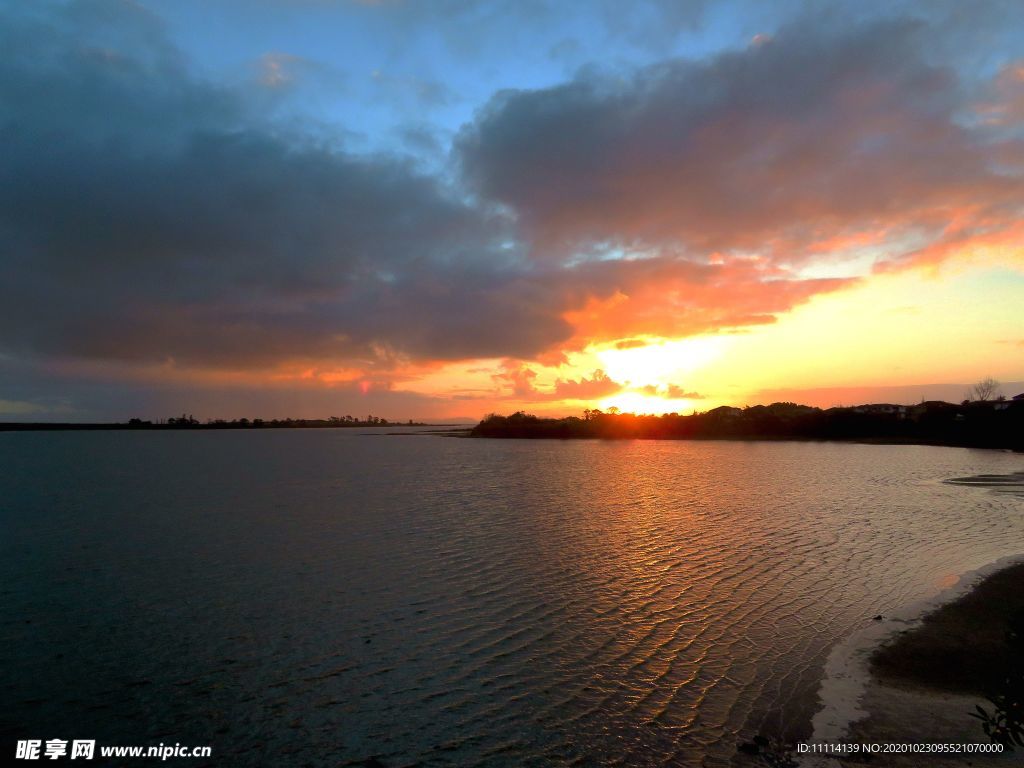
[595,336,729,389]
[598,391,701,416]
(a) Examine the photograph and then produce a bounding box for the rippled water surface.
[2,431,1023,766]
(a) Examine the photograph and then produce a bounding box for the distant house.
[911,401,956,418]
[995,393,1023,411]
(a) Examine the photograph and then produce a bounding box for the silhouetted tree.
[971,377,1001,402]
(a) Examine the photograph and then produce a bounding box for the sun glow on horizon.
[598,392,704,416]
[595,335,729,389]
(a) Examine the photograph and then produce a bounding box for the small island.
[471,397,1024,452]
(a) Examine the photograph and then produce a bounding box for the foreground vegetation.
[471,399,1024,451]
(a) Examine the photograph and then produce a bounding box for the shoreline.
[470,433,1024,452]
[0,422,466,432]
[804,553,1024,765]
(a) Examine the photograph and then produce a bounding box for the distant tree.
[971,377,1002,402]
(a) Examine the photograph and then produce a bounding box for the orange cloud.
[560,258,853,349]
[492,360,622,403]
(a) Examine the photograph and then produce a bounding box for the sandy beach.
[804,555,1024,766]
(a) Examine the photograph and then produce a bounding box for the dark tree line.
[471,399,1024,451]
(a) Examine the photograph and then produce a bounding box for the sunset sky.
[1,0,1023,421]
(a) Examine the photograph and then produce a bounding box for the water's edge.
[805,551,1024,760]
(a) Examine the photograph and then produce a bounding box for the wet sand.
[805,557,1024,766]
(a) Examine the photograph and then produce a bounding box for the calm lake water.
[2,431,1023,766]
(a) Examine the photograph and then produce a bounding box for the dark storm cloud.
[0,0,573,368]
[457,15,1024,264]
